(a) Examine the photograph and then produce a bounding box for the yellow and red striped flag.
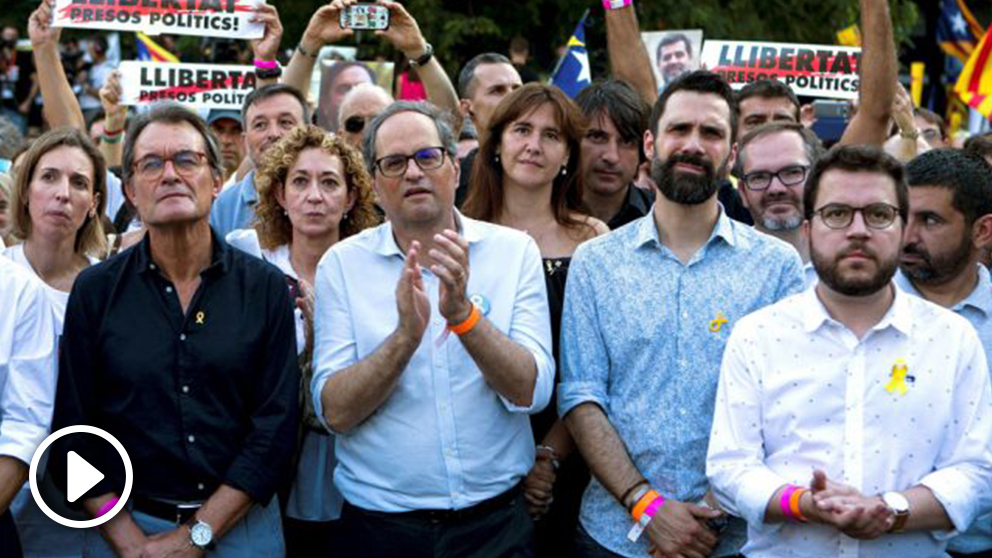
[955,26,992,117]
[136,32,179,63]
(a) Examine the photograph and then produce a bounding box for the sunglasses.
[344,115,373,134]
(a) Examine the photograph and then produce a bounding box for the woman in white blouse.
[5,127,107,330]
[226,124,379,557]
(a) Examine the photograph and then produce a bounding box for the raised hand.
[375,1,427,58]
[249,3,283,62]
[29,0,60,50]
[301,1,356,51]
[100,70,127,132]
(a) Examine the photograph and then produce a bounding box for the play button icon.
[66,451,105,503]
[29,425,133,529]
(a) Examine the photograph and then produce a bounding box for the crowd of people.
[3,0,992,557]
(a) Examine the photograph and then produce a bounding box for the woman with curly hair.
[226,124,379,557]
[462,83,608,557]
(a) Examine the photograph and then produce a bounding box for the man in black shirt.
[575,79,655,230]
[51,104,299,557]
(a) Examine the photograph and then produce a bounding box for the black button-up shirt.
[607,184,655,230]
[51,232,299,504]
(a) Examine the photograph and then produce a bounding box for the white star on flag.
[953,13,967,35]
[572,50,591,84]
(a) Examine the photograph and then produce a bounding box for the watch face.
[191,522,212,546]
[883,492,910,513]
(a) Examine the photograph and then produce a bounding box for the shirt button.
[188,435,196,443]
[149,263,156,270]
[180,333,187,341]
[197,483,205,491]
[165,286,173,293]
[181,385,190,394]
[682,311,688,318]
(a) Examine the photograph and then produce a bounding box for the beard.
[900,235,974,285]
[759,194,804,231]
[811,237,900,297]
[651,152,726,206]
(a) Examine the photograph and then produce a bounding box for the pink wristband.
[779,485,798,520]
[643,494,666,518]
[602,0,632,10]
[96,497,119,518]
[254,59,278,69]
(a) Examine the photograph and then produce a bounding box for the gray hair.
[362,101,458,175]
[123,103,224,184]
[0,115,24,160]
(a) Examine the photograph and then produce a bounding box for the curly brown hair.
[254,125,380,249]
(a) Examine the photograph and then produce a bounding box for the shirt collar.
[240,170,258,204]
[633,203,738,251]
[802,282,911,336]
[136,227,231,276]
[372,208,482,258]
[895,265,992,317]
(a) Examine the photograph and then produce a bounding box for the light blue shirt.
[558,208,805,557]
[210,171,257,237]
[896,265,992,553]
[311,213,555,512]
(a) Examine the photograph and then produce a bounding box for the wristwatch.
[188,518,215,550]
[881,491,910,533]
[409,43,434,68]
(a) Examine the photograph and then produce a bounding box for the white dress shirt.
[3,244,99,332]
[0,256,58,466]
[311,212,554,512]
[707,284,992,558]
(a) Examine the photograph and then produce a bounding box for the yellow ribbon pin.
[195,311,205,325]
[885,358,909,396]
[709,312,728,333]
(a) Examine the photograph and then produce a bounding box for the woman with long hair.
[226,124,379,557]
[4,126,107,557]
[463,82,608,556]
[5,127,107,327]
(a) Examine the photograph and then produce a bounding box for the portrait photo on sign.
[317,60,394,130]
[642,30,703,92]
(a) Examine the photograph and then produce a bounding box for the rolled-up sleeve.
[918,328,992,537]
[498,237,553,414]
[311,249,359,431]
[222,269,300,503]
[557,245,610,417]
[1,279,57,466]
[706,322,786,527]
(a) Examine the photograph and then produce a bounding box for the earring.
[495,154,501,163]
[560,166,567,176]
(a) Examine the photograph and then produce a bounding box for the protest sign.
[700,40,861,100]
[642,30,703,92]
[54,0,265,39]
[119,61,256,109]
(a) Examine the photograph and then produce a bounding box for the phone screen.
[340,5,390,30]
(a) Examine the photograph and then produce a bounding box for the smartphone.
[812,100,851,121]
[339,4,390,30]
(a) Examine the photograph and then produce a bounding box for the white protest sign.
[53,0,265,39]
[119,61,256,109]
[700,40,861,100]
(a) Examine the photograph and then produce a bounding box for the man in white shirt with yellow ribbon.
[706,144,992,558]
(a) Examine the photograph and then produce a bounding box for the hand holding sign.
[29,0,61,51]
[249,3,283,63]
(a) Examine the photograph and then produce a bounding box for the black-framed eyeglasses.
[344,115,372,134]
[813,203,901,230]
[374,146,447,178]
[133,150,208,180]
[741,165,809,191]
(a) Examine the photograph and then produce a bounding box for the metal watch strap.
[410,43,433,67]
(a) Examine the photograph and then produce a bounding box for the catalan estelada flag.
[550,10,591,98]
[136,32,179,63]
[938,0,983,63]
[955,26,992,117]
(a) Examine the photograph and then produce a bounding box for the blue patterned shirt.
[210,171,257,237]
[558,208,805,557]
[896,265,992,554]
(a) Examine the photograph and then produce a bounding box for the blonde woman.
[226,124,379,557]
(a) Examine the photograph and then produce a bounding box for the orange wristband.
[448,304,481,335]
[631,489,660,522]
[789,488,808,523]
